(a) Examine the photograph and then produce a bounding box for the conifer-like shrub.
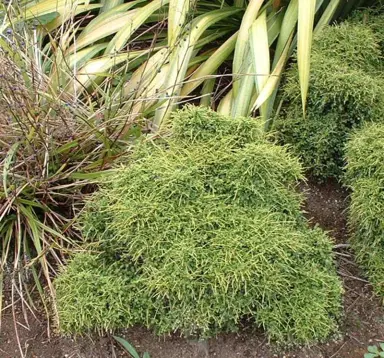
[55,106,342,343]
[274,20,384,179]
[350,9,384,58]
[346,123,384,296]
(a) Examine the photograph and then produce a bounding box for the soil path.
[1,180,384,358]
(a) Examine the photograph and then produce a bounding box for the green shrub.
[274,20,384,179]
[55,106,342,343]
[349,9,384,58]
[346,123,384,296]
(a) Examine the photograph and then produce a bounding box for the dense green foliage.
[350,8,384,57]
[274,16,384,179]
[55,106,342,343]
[346,123,384,297]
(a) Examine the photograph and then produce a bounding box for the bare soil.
[1,179,384,358]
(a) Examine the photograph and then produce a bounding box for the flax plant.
[1,0,372,132]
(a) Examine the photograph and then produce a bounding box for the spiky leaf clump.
[55,106,342,343]
[346,123,384,296]
[274,19,384,179]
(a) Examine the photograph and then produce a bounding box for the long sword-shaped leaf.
[232,0,264,97]
[19,0,90,20]
[265,0,323,127]
[217,89,233,116]
[252,32,293,111]
[180,32,238,97]
[200,75,217,107]
[42,4,101,32]
[297,0,316,114]
[168,0,195,48]
[231,61,255,117]
[67,44,108,69]
[120,63,170,131]
[105,0,170,54]
[232,7,282,119]
[267,9,284,46]
[250,10,269,120]
[314,0,341,33]
[67,9,140,53]
[180,8,281,101]
[234,0,246,7]
[83,0,146,33]
[71,50,154,92]
[122,48,169,100]
[100,0,124,13]
[154,7,240,129]
[273,0,297,67]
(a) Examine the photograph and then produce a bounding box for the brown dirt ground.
[1,179,384,358]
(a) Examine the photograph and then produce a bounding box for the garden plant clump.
[55,106,342,344]
[346,123,384,297]
[0,0,374,131]
[274,15,384,179]
[0,43,130,316]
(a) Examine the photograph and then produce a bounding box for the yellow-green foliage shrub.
[55,106,342,343]
[346,123,384,296]
[350,9,384,58]
[274,19,384,179]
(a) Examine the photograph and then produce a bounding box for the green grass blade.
[3,143,19,198]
